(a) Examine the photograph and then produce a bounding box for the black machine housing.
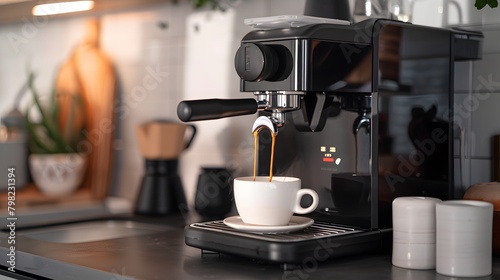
[184,19,483,265]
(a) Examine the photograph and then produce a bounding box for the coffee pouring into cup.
[252,116,278,182]
[236,116,318,227]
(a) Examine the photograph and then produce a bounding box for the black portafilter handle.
[177,98,258,122]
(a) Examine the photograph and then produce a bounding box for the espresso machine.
[177,16,482,266]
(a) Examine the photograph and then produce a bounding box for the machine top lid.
[244,15,350,30]
[239,18,462,45]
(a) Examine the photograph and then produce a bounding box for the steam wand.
[353,111,371,135]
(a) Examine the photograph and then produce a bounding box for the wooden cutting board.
[55,18,116,200]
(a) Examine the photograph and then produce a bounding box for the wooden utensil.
[55,18,116,200]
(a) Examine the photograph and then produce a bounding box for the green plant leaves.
[475,0,498,9]
[65,93,84,150]
[25,108,53,153]
[25,70,83,154]
[192,0,225,11]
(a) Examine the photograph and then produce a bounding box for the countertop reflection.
[0,213,499,280]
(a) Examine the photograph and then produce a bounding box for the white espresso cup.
[234,176,319,226]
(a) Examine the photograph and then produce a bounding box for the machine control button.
[235,43,291,82]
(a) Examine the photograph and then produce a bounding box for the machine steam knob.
[234,43,281,82]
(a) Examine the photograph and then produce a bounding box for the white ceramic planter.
[29,153,86,197]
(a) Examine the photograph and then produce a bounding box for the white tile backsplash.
[453,92,472,156]
[0,17,87,113]
[469,93,500,158]
[454,157,493,195]
[180,8,242,202]
[479,28,500,55]
[454,61,473,92]
[270,0,307,15]
[101,13,146,64]
[471,53,500,92]
[412,0,445,27]
[453,24,500,185]
[0,0,307,205]
[470,158,492,184]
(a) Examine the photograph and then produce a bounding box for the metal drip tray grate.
[190,220,363,242]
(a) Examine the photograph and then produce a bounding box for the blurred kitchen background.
[0,0,499,214]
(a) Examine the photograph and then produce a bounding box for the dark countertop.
[0,213,499,280]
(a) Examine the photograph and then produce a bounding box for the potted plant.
[25,70,87,197]
[475,0,498,9]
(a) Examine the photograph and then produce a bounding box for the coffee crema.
[252,127,277,182]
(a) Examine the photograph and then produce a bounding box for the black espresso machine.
[177,17,482,266]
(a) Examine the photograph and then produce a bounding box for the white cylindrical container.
[436,200,493,277]
[392,196,441,269]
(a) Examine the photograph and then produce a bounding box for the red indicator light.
[323,158,334,162]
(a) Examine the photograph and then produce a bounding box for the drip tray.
[190,220,362,242]
[185,220,387,264]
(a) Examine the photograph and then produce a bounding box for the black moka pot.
[134,121,196,216]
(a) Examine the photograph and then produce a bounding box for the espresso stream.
[253,127,277,182]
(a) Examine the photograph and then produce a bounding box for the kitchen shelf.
[0,183,95,210]
[0,0,174,24]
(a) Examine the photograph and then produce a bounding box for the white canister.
[392,196,441,269]
[436,200,493,277]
